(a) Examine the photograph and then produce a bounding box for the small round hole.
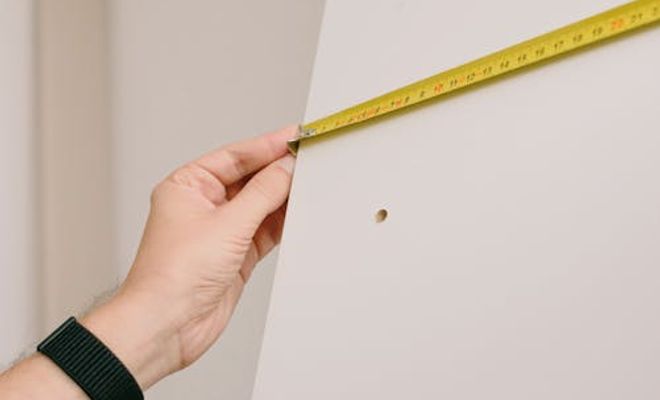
[374,208,388,223]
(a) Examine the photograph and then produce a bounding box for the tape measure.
[289,0,660,153]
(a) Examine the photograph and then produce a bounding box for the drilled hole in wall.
[374,208,388,223]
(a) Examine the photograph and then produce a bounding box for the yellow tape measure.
[289,0,660,153]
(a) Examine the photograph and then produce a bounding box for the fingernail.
[276,154,296,173]
[291,124,303,138]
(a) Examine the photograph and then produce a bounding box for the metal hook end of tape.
[287,125,316,155]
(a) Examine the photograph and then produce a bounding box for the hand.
[81,125,298,388]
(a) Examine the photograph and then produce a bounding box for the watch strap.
[38,317,144,400]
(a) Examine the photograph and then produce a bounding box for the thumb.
[222,154,295,234]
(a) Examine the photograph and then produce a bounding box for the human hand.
[82,125,298,388]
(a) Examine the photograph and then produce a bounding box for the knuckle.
[150,182,167,205]
[169,164,200,187]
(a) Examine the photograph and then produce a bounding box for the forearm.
[0,289,182,399]
[0,354,87,400]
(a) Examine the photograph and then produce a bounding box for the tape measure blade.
[291,0,660,154]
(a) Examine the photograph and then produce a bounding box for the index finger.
[194,125,298,186]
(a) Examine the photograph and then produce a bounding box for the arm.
[0,125,298,398]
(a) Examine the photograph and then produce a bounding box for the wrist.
[80,288,184,389]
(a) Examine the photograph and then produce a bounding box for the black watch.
[38,317,144,400]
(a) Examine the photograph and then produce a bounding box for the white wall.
[0,0,39,366]
[254,0,660,398]
[109,1,324,398]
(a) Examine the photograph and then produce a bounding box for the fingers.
[253,204,287,257]
[225,175,250,201]
[194,125,298,186]
[238,205,287,283]
[222,154,295,234]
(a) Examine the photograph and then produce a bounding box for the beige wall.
[0,0,323,397]
[0,0,39,366]
[38,0,116,332]
[1,0,123,365]
[1,0,323,397]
